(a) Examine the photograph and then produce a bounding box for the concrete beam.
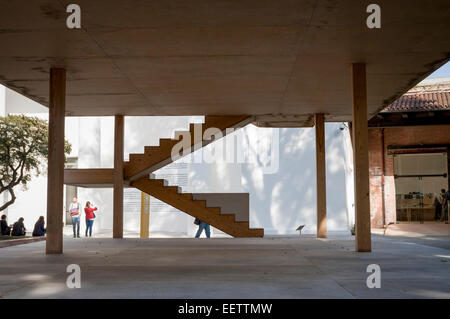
[46,68,66,255]
[315,113,327,238]
[64,169,114,187]
[351,63,372,252]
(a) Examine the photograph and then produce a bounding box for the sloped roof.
[383,78,450,113]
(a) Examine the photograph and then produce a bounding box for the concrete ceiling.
[0,0,449,125]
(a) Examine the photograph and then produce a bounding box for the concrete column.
[315,113,327,238]
[46,68,66,254]
[140,192,150,238]
[0,85,5,116]
[0,85,8,216]
[351,63,372,252]
[113,115,124,238]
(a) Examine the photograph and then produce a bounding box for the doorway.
[394,153,448,223]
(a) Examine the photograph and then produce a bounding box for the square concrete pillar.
[113,115,124,238]
[140,192,150,238]
[351,63,372,252]
[46,68,66,254]
[315,113,327,238]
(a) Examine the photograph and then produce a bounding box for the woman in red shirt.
[84,201,98,237]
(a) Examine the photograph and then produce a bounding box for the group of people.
[0,196,99,239]
[1,215,46,237]
[69,197,98,238]
[434,188,450,222]
[2,189,447,240]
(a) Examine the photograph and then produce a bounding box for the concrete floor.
[0,234,449,299]
[385,223,450,237]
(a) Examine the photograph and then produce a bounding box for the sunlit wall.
[2,85,355,236]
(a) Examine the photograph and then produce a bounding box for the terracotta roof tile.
[382,80,450,113]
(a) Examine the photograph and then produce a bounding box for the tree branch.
[0,187,16,212]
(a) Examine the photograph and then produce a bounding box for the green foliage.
[0,115,72,211]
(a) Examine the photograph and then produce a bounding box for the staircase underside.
[131,177,264,238]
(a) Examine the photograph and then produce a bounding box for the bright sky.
[427,61,450,78]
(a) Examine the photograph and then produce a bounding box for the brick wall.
[368,125,450,228]
[368,128,384,228]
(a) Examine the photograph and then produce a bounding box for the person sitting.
[0,214,11,236]
[32,216,46,237]
[11,217,26,236]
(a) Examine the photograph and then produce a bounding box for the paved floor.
[385,223,450,237]
[0,234,449,299]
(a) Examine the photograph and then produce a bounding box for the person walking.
[84,201,98,237]
[32,216,46,237]
[434,190,444,221]
[69,196,81,238]
[11,217,26,236]
[442,189,450,224]
[194,218,211,238]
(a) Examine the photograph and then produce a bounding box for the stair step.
[144,146,159,154]
[221,212,237,221]
[218,214,236,222]
[206,207,221,214]
[193,199,207,207]
[129,153,145,161]
[165,186,179,193]
[181,193,193,200]
[150,179,164,187]
[204,117,232,129]
[159,138,178,148]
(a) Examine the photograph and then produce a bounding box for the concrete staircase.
[131,175,264,238]
[126,115,264,238]
[124,115,253,181]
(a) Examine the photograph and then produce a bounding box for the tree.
[0,115,71,212]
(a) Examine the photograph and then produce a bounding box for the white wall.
[180,122,354,235]
[2,84,355,236]
[204,124,353,235]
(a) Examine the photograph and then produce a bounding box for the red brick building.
[368,78,450,228]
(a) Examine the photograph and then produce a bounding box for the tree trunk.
[0,187,16,212]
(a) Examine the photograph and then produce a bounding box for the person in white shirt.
[69,197,81,238]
